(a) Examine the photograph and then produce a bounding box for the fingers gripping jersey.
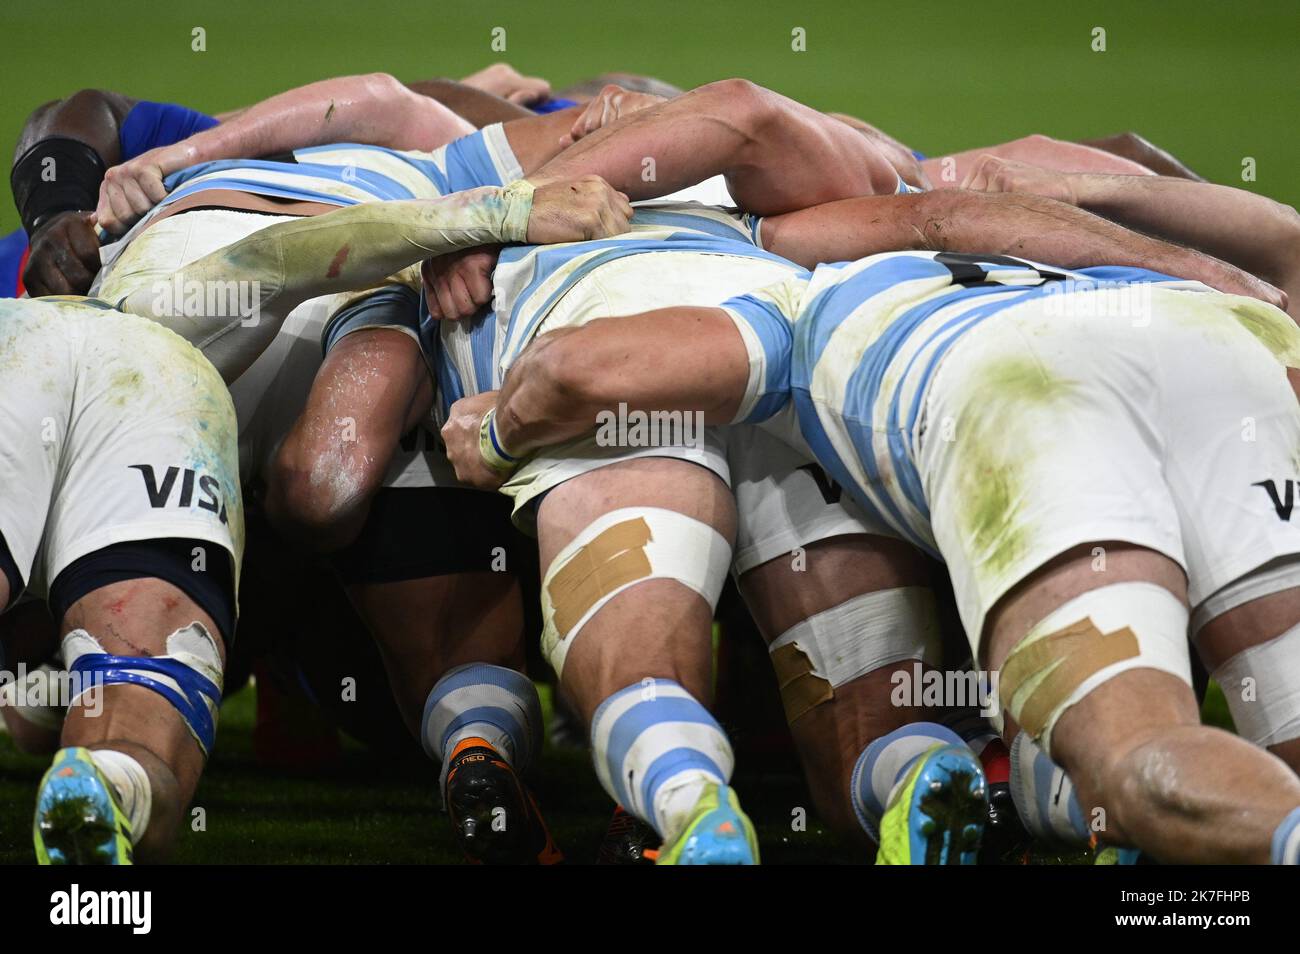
[722,251,1209,554]
[434,200,792,415]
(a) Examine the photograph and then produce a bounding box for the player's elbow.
[527,328,610,414]
[349,72,409,110]
[693,78,781,144]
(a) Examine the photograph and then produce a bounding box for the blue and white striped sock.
[589,679,734,844]
[850,722,964,841]
[1271,806,1300,864]
[421,664,542,794]
[1009,732,1090,844]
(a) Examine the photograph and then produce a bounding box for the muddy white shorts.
[0,298,243,596]
[917,286,1300,654]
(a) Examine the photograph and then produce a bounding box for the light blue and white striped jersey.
[156,124,521,215]
[433,198,801,416]
[723,251,1206,555]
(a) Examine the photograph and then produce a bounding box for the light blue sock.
[421,663,542,793]
[1271,806,1300,864]
[1009,732,1090,844]
[589,678,734,843]
[850,722,964,841]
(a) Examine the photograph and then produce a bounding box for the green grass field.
[0,0,1288,864]
[1,0,1297,232]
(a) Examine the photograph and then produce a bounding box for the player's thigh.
[983,543,1196,778]
[536,456,736,720]
[1195,576,1300,766]
[918,290,1188,663]
[0,302,77,606]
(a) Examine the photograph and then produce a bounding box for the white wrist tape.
[768,587,941,723]
[997,581,1191,757]
[1211,622,1300,748]
[541,507,731,679]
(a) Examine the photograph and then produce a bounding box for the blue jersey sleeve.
[119,101,219,161]
[439,125,523,192]
[718,282,800,424]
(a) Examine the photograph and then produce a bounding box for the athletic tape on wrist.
[479,408,520,477]
[11,137,105,236]
[500,179,535,243]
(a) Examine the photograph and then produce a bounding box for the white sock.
[89,749,152,845]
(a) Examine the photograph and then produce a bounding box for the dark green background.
[2,0,1297,233]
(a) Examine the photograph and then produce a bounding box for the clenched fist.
[524,174,633,244]
[22,210,101,296]
[96,144,183,235]
[440,390,509,490]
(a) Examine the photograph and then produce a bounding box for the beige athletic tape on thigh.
[997,582,1191,756]
[541,508,731,678]
[768,587,941,724]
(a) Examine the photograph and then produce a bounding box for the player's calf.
[988,546,1300,863]
[40,565,231,864]
[535,459,748,861]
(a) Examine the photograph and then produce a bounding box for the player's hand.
[1203,258,1289,311]
[22,211,101,296]
[461,62,552,106]
[524,175,633,243]
[441,391,508,490]
[559,85,665,147]
[423,246,500,321]
[960,155,1078,205]
[96,146,175,235]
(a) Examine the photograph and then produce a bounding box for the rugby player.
[95,170,630,866]
[1,295,242,864]
[445,227,1300,863]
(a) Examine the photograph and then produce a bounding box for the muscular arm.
[11,89,137,293]
[760,188,1286,306]
[492,307,750,459]
[116,176,629,382]
[1079,132,1204,181]
[522,78,901,215]
[1064,174,1300,316]
[133,73,472,172]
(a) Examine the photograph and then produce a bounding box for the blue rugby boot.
[652,783,758,865]
[876,743,987,865]
[34,747,133,865]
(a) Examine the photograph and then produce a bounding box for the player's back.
[436,196,800,415]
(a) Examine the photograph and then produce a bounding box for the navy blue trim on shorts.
[48,538,237,646]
